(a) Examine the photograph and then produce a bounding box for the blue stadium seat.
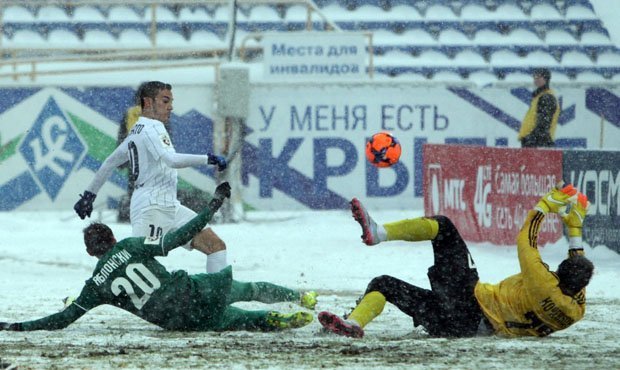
[565,3,597,19]
[284,4,310,22]
[108,6,141,22]
[73,6,105,22]
[469,70,498,86]
[425,4,458,21]
[597,51,620,66]
[2,0,617,83]
[562,50,594,66]
[118,29,152,48]
[178,7,212,22]
[545,28,577,44]
[530,3,563,20]
[580,30,612,45]
[438,28,472,45]
[156,30,188,47]
[9,29,47,48]
[188,29,226,49]
[460,3,490,20]
[83,30,118,48]
[247,5,281,22]
[146,5,178,22]
[2,6,35,22]
[47,29,81,47]
[453,49,487,67]
[491,3,529,20]
[36,6,71,21]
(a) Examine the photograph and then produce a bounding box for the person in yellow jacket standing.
[518,68,560,147]
[319,182,593,338]
[116,104,142,222]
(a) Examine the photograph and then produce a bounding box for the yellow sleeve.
[125,105,141,131]
[516,211,559,295]
[513,210,586,335]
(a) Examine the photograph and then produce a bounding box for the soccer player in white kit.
[74,81,229,273]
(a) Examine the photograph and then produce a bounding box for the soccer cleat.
[535,182,578,215]
[318,311,364,338]
[300,291,318,310]
[266,311,313,330]
[350,198,380,246]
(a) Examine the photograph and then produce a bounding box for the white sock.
[206,250,228,273]
[377,224,387,242]
[569,236,583,250]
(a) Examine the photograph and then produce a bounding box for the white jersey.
[86,116,211,217]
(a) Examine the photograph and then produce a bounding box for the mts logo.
[18,97,85,200]
[427,164,466,213]
[444,178,466,211]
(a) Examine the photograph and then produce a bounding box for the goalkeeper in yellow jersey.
[319,182,593,338]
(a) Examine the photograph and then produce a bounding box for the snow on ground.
[1,209,619,369]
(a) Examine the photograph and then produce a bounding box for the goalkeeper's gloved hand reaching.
[535,181,578,215]
[562,192,590,238]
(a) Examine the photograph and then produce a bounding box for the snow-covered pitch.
[1,209,619,369]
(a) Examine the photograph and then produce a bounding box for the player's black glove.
[0,322,22,331]
[207,153,227,171]
[209,182,231,211]
[74,191,97,219]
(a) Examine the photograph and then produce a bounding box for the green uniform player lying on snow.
[1,182,317,332]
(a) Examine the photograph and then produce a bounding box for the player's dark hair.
[532,68,551,83]
[557,255,594,295]
[83,222,115,257]
[136,81,172,109]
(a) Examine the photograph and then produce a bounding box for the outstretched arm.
[160,152,227,171]
[0,282,100,332]
[518,183,579,288]
[85,144,129,194]
[562,192,590,258]
[159,182,231,255]
[0,304,88,331]
[160,151,209,168]
[74,144,128,219]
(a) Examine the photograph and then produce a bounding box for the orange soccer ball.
[365,132,402,168]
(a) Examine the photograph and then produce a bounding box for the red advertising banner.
[423,144,564,246]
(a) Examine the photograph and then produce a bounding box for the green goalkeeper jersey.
[19,205,233,331]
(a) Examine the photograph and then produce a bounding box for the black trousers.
[364,216,483,337]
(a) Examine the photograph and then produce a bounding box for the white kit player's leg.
[131,207,175,240]
[191,227,228,273]
[176,205,228,273]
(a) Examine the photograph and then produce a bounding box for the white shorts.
[131,205,200,250]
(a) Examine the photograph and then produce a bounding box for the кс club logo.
[18,97,85,200]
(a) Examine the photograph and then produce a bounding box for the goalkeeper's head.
[556,255,594,296]
[83,222,117,258]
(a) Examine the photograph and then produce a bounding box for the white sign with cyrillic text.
[262,32,367,81]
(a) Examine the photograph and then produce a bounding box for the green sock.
[228,281,298,304]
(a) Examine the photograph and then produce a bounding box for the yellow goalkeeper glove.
[562,192,590,237]
[535,182,578,215]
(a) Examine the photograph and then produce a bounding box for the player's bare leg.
[191,228,227,272]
